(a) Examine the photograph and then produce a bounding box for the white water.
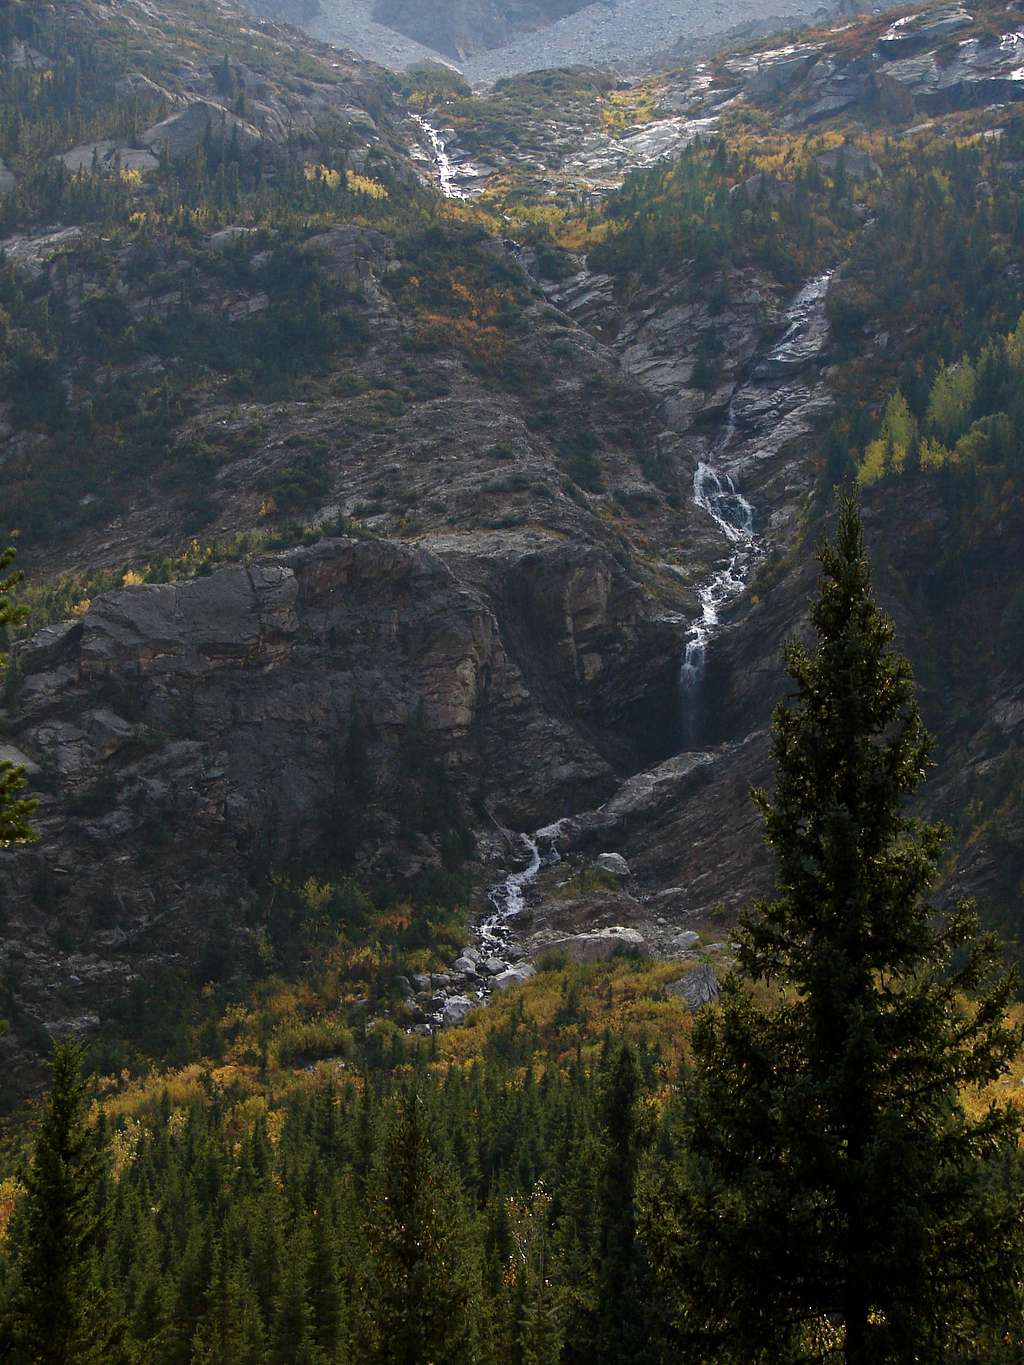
[479,826,564,954]
[679,270,833,741]
[412,114,472,200]
[480,270,836,944]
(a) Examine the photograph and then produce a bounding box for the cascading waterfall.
[479,270,835,953]
[412,114,471,200]
[678,269,833,744]
[479,826,564,956]
[678,456,758,743]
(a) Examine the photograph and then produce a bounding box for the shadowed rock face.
[0,534,683,1055]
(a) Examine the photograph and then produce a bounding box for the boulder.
[549,926,647,964]
[876,8,974,59]
[58,141,159,175]
[493,963,536,990]
[452,955,478,976]
[672,930,701,953]
[814,145,881,182]
[730,172,793,205]
[480,957,507,976]
[666,965,720,1012]
[442,995,475,1026]
[746,51,818,99]
[596,852,631,878]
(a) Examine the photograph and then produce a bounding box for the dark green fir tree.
[643,496,1024,1363]
[1,1043,122,1364]
[0,545,37,849]
[357,1089,484,1365]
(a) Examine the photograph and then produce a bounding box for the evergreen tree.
[589,1044,657,1365]
[0,546,37,847]
[643,497,1024,1363]
[1,1043,122,1364]
[357,1090,484,1365]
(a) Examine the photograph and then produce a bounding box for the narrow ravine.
[473,270,836,975]
[679,269,834,742]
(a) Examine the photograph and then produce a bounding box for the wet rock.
[665,965,720,1011]
[480,957,507,976]
[591,852,628,880]
[452,955,479,976]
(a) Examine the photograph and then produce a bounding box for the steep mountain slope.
[2,0,1024,1093]
[301,0,880,78]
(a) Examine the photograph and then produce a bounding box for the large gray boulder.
[58,141,159,175]
[442,995,476,1026]
[666,965,720,1012]
[596,852,631,878]
[548,926,647,964]
[493,963,536,990]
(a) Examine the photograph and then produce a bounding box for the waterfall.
[477,269,836,966]
[679,459,757,743]
[412,114,471,200]
[678,270,834,744]
[479,825,565,955]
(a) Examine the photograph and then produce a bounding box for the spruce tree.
[357,1089,484,1365]
[643,497,1024,1363]
[0,546,37,848]
[2,1042,122,1364]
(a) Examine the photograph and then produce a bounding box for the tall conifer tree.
[357,1090,484,1365]
[0,546,37,848]
[644,497,1024,1362]
[1,1043,121,1364]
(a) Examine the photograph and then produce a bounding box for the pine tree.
[643,497,1024,1363]
[0,546,37,848]
[357,1089,484,1365]
[2,1042,122,1363]
[588,1044,657,1365]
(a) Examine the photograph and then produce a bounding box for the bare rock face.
[140,101,264,159]
[0,530,681,1056]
